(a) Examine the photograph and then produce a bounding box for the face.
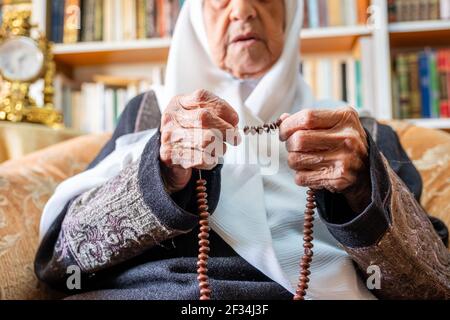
[203,0,286,79]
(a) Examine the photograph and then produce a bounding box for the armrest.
[0,133,110,300]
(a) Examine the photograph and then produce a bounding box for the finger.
[279,107,358,141]
[169,128,222,150]
[294,169,352,191]
[160,145,219,170]
[177,90,239,127]
[280,113,291,122]
[295,169,357,192]
[285,128,366,154]
[174,109,241,146]
[287,151,335,171]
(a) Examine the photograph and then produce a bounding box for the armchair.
[0,122,448,300]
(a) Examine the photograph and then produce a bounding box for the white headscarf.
[40,0,374,299]
[157,0,314,122]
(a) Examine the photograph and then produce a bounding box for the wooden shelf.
[405,118,450,130]
[52,26,372,68]
[53,38,172,67]
[301,25,372,54]
[389,20,450,48]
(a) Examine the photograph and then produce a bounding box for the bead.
[195,123,316,301]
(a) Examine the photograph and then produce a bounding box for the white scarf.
[40,0,374,299]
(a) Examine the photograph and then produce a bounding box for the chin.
[232,63,272,79]
[227,56,273,79]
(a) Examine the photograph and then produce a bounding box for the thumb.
[279,113,291,122]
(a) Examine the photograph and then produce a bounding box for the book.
[442,0,450,19]
[357,0,370,25]
[307,0,319,28]
[63,0,81,43]
[328,0,343,27]
[429,51,441,118]
[81,0,95,42]
[437,50,449,117]
[397,54,412,119]
[408,53,422,118]
[390,0,450,21]
[343,0,357,26]
[146,0,157,38]
[318,0,328,27]
[418,51,432,118]
[137,0,147,39]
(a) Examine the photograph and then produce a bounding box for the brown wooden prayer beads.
[196,119,316,300]
[243,119,283,135]
[196,177,212,300]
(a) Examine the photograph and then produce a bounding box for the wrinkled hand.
[279,107,371,213]
[160,90,240,193]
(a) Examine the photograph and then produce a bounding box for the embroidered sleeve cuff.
[138,131,222,232]
[315,131,392,248]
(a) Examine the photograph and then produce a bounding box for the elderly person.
[35,0,449,300]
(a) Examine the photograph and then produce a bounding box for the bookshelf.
[53,38,172,66]
[52,27,373,67]
[16,0,450,130]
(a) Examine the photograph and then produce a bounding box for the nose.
[229,0,257,22]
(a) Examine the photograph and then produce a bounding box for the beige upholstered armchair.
[0,123,448,300]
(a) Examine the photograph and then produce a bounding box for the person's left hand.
[279,107,371,213]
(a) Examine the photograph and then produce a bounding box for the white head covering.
[156,0,314,122]
[40,0,374,299]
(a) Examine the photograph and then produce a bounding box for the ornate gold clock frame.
[0,10,61,126]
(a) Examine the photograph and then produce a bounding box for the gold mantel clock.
[0,10,61,126]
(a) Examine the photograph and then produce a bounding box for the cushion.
[385,121,450,230]
[0,133,110,299]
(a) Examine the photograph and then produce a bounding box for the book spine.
[357,0,370,25]
[442,0,450,19]
[410,0,421,22]
[418,0,429,21]
[94,0,103,41]
[408,53,422,118]
[157,0,166,37]
[397,54,412,119]
[419,51,432,118]
[137,0,147,39]
[63,0,81,43]
[429,0,440,20]
[146,0,157,38]
[318,0,328,27]
[103,0,111,42]
[343,0,357,26]
[437,50,450,117]
[81,0,95,42]
[429,51,441,118]
[303,0,310,28]
[328,0,342,27]
[355,60,363,110]
[388,0,397,22]
[307,0,319,28]
[52,0,65,43]
[447,49,450,117]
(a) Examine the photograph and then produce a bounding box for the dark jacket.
[35,91,450,300]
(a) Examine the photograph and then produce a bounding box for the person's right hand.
[160,90,240,193]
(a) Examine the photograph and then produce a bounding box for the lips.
[230,33,261,44]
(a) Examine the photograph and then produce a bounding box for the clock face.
[0,36,44,82]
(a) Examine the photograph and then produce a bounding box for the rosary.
[195,118,316,300]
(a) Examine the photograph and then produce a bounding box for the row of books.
[388,0,450,22]
[54,68,165,132]
[392,48,450,119]
[301,37,376,115]
[303,0,370,29]
[50,0,185,44]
